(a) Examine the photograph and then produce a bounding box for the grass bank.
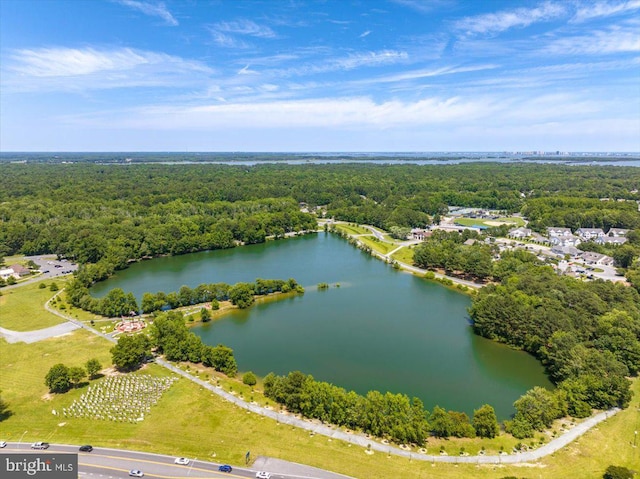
[0,280,67,331]
[1,325,637,478]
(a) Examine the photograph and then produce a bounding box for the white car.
[256,472,272,479]
[128,470,144,477]
[0,441,7,448]
[174,457,189,465]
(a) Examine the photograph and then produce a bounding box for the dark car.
[218,465,232,473]
[79,445,93,452]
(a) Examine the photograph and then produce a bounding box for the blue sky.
[1,0,639,152]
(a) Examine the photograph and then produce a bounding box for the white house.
[508,227,532,239]
[547,227,572,237]
[580,251,614,266]
[0,268,15,280]
[576,228,605,240]
[549,234,581,247]
[411,228,431,241]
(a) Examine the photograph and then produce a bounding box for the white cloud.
[455,1,566,36]
[544,23,640,54]
[116,0,178,26]
[208,30,250,49]
[359,30,372,38]
[391,0,453,14]
[238,65,258,75]
[9,47,210,77]
[573,0,640,22]
[4,47,212,92]
[356,64,498,85]
[273,50,409,77]
[213,19,276,38]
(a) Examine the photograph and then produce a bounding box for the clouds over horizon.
[1,0,638,151]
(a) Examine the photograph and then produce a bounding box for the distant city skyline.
[1,0,639,152]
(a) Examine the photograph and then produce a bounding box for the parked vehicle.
[79,445,93,452]
[31,442,49,449]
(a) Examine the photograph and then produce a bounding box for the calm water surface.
[92,233,553,418]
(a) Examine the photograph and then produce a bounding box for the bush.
[38,282,47,289]
[603,465,633,479]
[49,282,59,291]
[242,371,257,386]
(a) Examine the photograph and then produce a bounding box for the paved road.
[1,443,324,479]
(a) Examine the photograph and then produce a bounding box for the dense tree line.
[263,370,500,444]
[149,311,238,376]
[65,277,303,317]
[1,163,638,267]
[469,253,639,437]
[413,230,496,280]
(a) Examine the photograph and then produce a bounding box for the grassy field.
[391,246,415,265]
[356,236,397,255]
[453,216,525,228]
[0,280,67,331]
[332,223,371,236]
[1,272,637,478]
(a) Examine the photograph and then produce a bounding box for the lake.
[91,233,553,418]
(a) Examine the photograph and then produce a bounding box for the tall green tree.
[473,404,499,438]
[111,334,151,371]
[85,358,102,379]
[45,364,71,393]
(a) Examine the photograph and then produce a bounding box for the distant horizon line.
[2,151,639,155]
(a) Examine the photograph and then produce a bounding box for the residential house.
[0,268,15,280]
[547,227,572,237]
[576,228,605,241]
[530,232,548,244]
[411,228,431,241]
[608,228,629,237]
[597,236,628,246]
[580,251,614,267]
[551,245,581,257]
[9,264,30,277]
[508,227,532,239]
[549,234,581,247]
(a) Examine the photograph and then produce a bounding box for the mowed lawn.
[391,246,415,265]
[454,216,525,228]
[0,280,67,331]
